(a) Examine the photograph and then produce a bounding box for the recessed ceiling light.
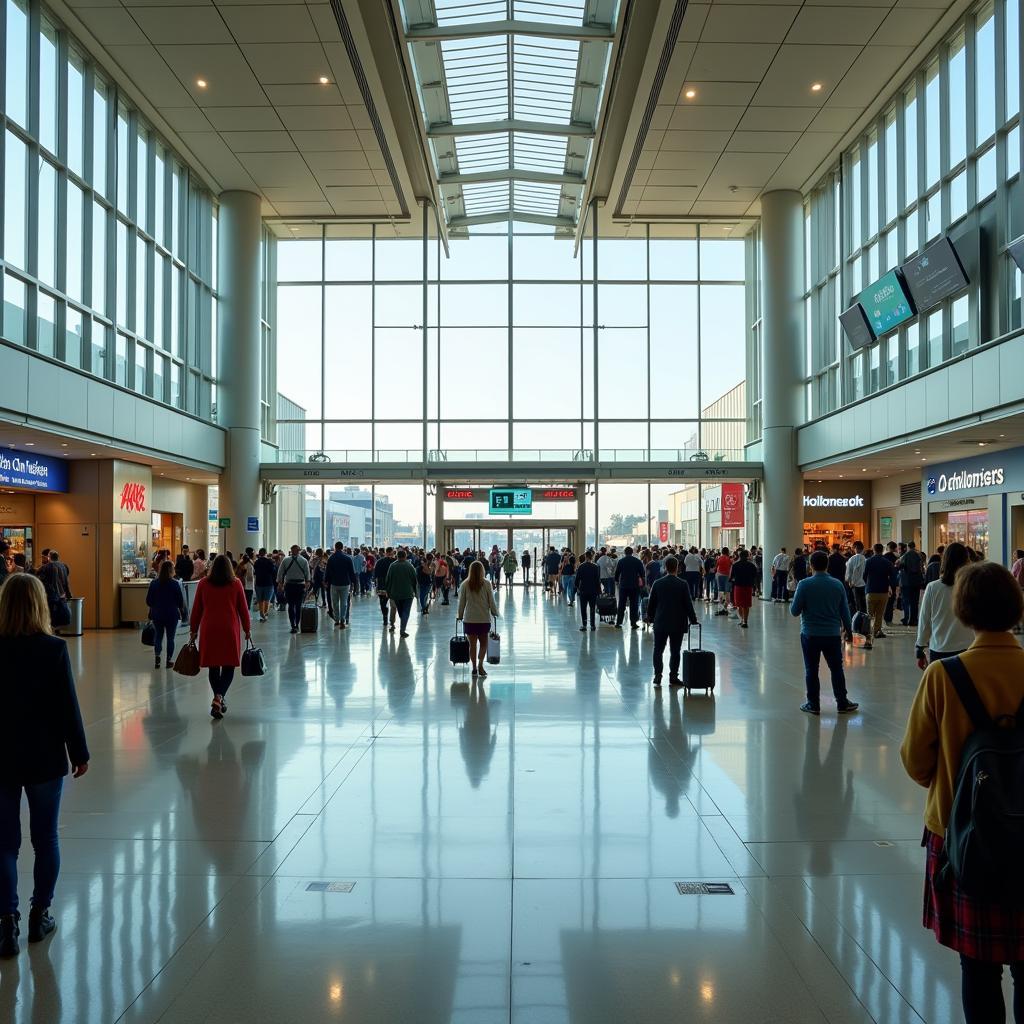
[196,79,208,89]
[921,457,927,461]
[684,88,697,99]
[90,452,96,456]
[978,441,987,446]
[319,76,330,85]
[24,442,34,446]
[811,82,823,92]
[61,442,68,447]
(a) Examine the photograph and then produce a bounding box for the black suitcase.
[597,594,617,620]
[450,626,470,665]
[300,601,318,633]
[682,624,715,693]
[851,611,871,638]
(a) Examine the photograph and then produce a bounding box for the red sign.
[658,521,669,543]
[540,488,577,501]
[721,483,744,528]
[120,482,147,513]
[445,489,478,500]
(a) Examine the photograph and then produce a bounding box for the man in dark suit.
[574,550,602,632]
[645,555,699,687]
[612,545,646,629]
[174,546,194,581]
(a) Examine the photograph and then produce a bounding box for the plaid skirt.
[923,830,1024,961]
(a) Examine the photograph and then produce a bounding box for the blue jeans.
[799,634,848,706]
[684,571,700,599]
[153,616,178,661]
[394,598,413,632]
[418,582,432,612]
[563,575,575,603]
[0,777,64,913]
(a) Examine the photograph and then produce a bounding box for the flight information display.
[900,236,969,311]
[859,270,914,337]
[489,488,533,515]
[839,303,875,350]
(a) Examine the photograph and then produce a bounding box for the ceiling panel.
[240,42,332,85]
[106,44,195,106]
[235,150,321,187]
[666,106,747,132]
[75,7,150,44]
[678,4,710,41]
[158,105,213,132]
[217,4,318,42]
[752,43,862,106]
[699,5,799,43]
[727,130,802,153]
[785,6,889,44]
[872,6,943,44]
[219,130,296,152]
[736,105,817,131]
[126,6,233,44]
[203,106,285,131]
[276,105,355,131]
[675,82,759,106]
[826,46,913,107]
[159,43,267,105]
[687,42,780,82]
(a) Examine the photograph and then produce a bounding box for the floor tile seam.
[751,876,928,1024]
[289,726,391,818]
[113,872,277,1024]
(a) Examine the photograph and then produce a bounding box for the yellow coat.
[900,632,1024,836]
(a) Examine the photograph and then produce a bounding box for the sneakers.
[838,701,860,714]
[27,907,56,943]
[0,913,19,958]
[210,696,224,720]
[652,676,662,688]
[800,702,821,715]
[400,631,409,638]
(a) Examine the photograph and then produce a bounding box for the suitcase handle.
[687,622,702,651]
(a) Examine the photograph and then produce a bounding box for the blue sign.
[859,270,914,336]
[925,446,1024,498]
[246,516,260,532]
[0,450,68,492]
[208,508,218,521]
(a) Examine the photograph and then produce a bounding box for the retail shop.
[0,449,69,568]
[924,448,1024,564]
[802,482,871,549]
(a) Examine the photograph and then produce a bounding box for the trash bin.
[58,597,85,637]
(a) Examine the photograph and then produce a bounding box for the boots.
[28,906,56,943]
[0,912,20,958]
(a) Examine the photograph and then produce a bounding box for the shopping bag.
[173,640,201,676]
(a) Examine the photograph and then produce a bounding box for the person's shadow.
[649,688,701,817]
[380,632,415,722]
[793,716,854,874]
[454,681,501,788]
[142,676,187,764]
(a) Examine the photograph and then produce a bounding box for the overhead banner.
[721,483,745,528]
[0,450,68,492]
[658,521,669,543]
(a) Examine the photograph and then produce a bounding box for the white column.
[216,190,263,556]
[760,190,806,561]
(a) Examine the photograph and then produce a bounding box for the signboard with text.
[447,487,576,503]
[0,450,68,493]
[658,521,669,543]
[489,488,533,516]
[722,483,745,528]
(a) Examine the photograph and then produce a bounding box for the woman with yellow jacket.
[900,561,1024,1023]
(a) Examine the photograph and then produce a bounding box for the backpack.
[940,656,1024,900]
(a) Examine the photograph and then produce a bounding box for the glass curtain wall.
[1,0,218,416]
[273,220,747,462]
[784,0,1022,424]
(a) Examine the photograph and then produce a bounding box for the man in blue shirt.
[790,550,859,715]
[325,542,357,628]
[863,542,895,639]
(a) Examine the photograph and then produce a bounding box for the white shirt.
[683,553,703,572]
[916,579,975,654]
[845,552,866,588]
[597,555,615,579]
[771,553,790,572]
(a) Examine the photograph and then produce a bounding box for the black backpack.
[941,656,1024,900]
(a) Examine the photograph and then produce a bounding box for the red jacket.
[189,577,251,668]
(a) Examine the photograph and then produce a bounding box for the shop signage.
[0,451,68,493]
[722,483,745,528]
[658,521,669,543]
[803,494,866,508]
[705,495,721,513]
[926,466,1005,495]
[208,508,218,521]
[219,517,231,529]
[119,481,147,513]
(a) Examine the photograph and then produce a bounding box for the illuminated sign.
[803,495,865,508]
[540,488,577,500]
[0,450,68,493]
[927,467,1005,495]
[446,488,478,501]
[489,488,533,516]
[120,482,147,512]
[446,487,575,502]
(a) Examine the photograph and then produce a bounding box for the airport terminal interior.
[1,0,1024,1019]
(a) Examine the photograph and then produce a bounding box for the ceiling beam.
[405,19,615,42]
[448,212,575,229]
[427,118,595,138]
[438,169,584,186]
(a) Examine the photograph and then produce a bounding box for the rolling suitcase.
[682,624,715,694]
[850,610,873,648]
[300,598,319,633]
[639,594,650,630]
[487,620,501,665]
[597,594,617,623]
[450,621,471,665]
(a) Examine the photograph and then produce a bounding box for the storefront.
[923,448,1024,564]
[803,482,871,549]
[0,450,69,569]
[0,492,39,566]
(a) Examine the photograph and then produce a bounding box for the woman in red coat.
[189,554,251,720]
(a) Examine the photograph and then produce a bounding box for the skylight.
[401,0,620,232]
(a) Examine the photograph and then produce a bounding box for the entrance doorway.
[440,521,578,583]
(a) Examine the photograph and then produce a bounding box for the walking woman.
[560,551,577,606]
[189,554,252,720]
[915,542,975,667]
[237,551,255,610]
[729,548,758,628]
[901,561,1024,1023]
[457,560,499,678]
[417,556,434,615]
[147,559,186,668]
[433,554,451,605]
[0,574,89,957]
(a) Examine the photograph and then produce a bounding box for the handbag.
[241,637,266,677]
[50,598,71,628]
[141,621,156,646]
[173,640,201,676]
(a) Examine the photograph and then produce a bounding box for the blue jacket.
[790,573,852,637]
[864,554,895,595]
[147,578,185,621]
[325,551,357,587]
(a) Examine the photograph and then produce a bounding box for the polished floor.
[0,584,999,1022]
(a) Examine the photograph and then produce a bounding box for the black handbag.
[240,638,266,676]
[141,621,156,646]
[50,598,71,628]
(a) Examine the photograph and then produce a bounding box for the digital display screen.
[489,488,533,516]
[1007,237,1024,273]
[859,270,914,337]
[839,303,875,350]
[900,236,969,311]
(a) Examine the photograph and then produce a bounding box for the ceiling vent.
[900,481,922,505]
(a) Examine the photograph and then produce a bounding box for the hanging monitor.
[859,269,915,337]
[489,488,533,516]
[900,236,969,311]
[1007,236,1024,273]
[839,303,875,350]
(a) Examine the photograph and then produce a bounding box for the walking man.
[574,551,601,632]
[613,546,645,629]
[276,545,310,634]
[645,555,699,687]
[325,542,357,629]
[790,549,859,715]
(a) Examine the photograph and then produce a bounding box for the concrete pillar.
[216,191,263,557]
[760,190,806,561]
